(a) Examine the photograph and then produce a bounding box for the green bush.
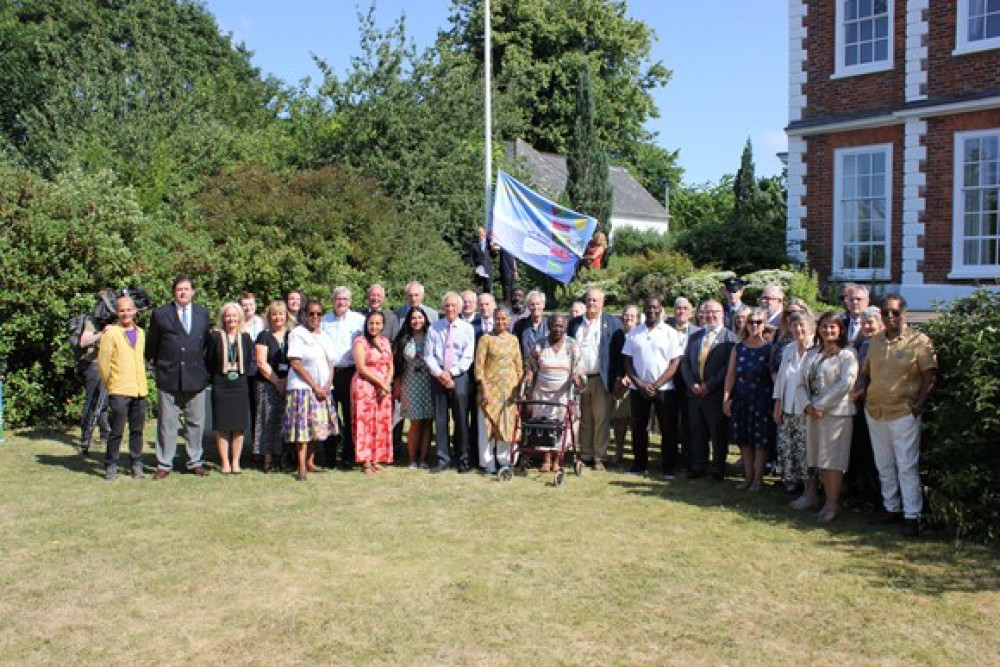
[610,226,672,257]
[619,250,695,304]
[673,218,788,275]
[920,289,1000,545]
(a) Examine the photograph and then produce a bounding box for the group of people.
[88,272,936,536]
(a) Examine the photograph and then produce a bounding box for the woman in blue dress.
[393,307,434,468]
[723,308,774,491]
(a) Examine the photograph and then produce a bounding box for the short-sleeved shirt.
[622,322,684,391]
[863,326,937,420]
[255,329,289,379]
[286,325,338,391]
[320,310,365,368]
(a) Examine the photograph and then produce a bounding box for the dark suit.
[498,248,517,304]
[666,319,701,469]
[147,301,211,471]
[468,239,494,294]
[567,313,623,463]
[680,326,739,478]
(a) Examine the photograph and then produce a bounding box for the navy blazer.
[680,326,739,398]
[146,302,212,394]
[567,313,623,392]
[468,240,494,275]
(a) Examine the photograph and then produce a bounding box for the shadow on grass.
[35,451,106,478]
[17,428,79,447]
[608,474,1000,595]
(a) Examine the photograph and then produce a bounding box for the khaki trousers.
[578,375,611,462]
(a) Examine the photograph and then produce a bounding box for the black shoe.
[686,470,706,480]
[429,465,449,475]
[868,510,904,525]
[711,472,726,482]
[105,464,118,482]
[902,518,921,537]
[457,465,471,475]
[626,467,645,476]
[131,461,145,479]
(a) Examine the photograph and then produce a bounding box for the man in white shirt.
[623,297,684,478]
[567,288,622,470]
[321,285,365,469]
[424,292,476,473]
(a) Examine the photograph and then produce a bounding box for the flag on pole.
[490,171,597,284]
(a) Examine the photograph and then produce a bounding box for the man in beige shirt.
[860,294,937,537]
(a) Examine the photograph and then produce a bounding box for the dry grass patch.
[1,429,998,664]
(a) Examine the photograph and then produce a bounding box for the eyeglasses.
[748,320,764,326]
[760,296,780,302]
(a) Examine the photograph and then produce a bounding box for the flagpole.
[484,0,493,233]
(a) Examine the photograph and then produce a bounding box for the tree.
[733,138,757,220]
[443,0,675,161]
[566,62,613,236]
[0,0,284,210]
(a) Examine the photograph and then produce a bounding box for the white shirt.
[772,342,813,415]
[622,322,683,391]
[175,303,191,332]
[243,315,265,340]
[286,326,338,391]
[320,310,365,368]
[577,316,602,375]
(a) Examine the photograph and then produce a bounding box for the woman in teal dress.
[393,307,434,468]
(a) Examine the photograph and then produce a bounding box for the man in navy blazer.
[468,226,494,294]
[680,299,739,480]
[146,275,212,478]
[567,288,622,470]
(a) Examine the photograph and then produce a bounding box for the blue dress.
[400,337,433,420]
[729,342,774,450]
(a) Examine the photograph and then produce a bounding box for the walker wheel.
[554,470,566,487]
[574,460,584,476]
[498,467,513,482]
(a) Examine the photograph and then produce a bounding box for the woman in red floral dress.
[351,311,394,475]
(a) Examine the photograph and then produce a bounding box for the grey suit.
[680,326,739,477]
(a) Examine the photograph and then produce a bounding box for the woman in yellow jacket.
[97,294,148,481]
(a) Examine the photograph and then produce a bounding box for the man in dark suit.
[567,288,622,470]
[721,277,747,330]
[680,299,738,480]
[468,226,494,294]
[839,283,869,349]
[146,275,212,478]
[497,246,518,305]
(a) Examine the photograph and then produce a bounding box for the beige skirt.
[806,414,852,472]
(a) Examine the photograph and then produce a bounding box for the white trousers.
[478,405,511,471]
[866,410,923,518]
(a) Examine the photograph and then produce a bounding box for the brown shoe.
[593,461,606,471]
[154,469,169,481]
[191,466,210,477]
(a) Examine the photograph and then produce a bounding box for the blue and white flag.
[490,171,598,284]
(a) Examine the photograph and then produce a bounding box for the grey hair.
[525,289,547,307]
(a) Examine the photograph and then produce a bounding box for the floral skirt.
[283,388,339,444]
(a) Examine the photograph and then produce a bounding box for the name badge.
[278,363,289,372]
[227,371,239,381]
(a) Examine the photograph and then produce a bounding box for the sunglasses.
[881,309,902,317]
[306,311,323,317]
[748,320,764,326]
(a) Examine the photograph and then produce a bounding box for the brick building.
[787,0,1000,308]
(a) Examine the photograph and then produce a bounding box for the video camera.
[90,286,153,328]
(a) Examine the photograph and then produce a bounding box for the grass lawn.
[1,428,998,665]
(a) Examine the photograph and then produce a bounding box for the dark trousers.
[327,365,355,467]
[433,372,470,469]
[80,362,110,446]
[845,406,880,505]
[688,394,728,476]
[474,273,493,295]
[500,271,515,305]
[630,389,679,473]
[467,379,479,469]
[105,394,146,465]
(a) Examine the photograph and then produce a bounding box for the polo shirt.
[621,322,683,391]
[863,326,937,420]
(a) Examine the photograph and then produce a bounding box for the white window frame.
[950,129,1000,279]
[833,0,894,78]
[955,0,1000,55]
[832,143,893,281]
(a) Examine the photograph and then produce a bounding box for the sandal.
[363,463,375,477]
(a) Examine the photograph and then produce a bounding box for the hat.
[722,277,746,293]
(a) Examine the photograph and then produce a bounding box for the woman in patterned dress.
[773,311,818,507]
[475,307,523,474]
[352,311,394,475]
[523,314,584,473]
[253,300,291,473]
[283,300,339,481]
[723,308,774,491]
[393,307,434,468]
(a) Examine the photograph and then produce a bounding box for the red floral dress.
[351,336,394,464]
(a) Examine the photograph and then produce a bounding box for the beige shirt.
[863,326,937,420]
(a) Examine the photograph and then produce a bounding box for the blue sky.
[204,1,787,187]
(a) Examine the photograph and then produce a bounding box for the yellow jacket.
[97,325,148,397]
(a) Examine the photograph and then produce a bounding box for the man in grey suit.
[680,299,738,480]
[146,275,212,478]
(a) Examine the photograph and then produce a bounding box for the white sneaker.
[790,495,818,511]
[407,463,419,470]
